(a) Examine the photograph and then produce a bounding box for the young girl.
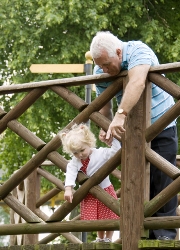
[60,123,121,243]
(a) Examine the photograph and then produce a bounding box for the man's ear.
[116,48,122,58]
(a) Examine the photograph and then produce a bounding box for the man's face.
[94,49,122,76]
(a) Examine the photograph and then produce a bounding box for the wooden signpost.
[29,51,93,74]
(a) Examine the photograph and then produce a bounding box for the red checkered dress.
[80,158,119,220]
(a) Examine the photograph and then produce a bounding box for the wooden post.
[120,76,151,249]
[24,170,39,244]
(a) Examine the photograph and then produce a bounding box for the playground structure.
[0,60,180,249]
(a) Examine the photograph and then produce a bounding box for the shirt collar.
[121,42,128,71]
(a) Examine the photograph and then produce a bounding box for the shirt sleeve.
[64,159,79,187]
[99,138,121,160]
[127,42,159,70]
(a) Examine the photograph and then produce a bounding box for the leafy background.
[0,0,180,244]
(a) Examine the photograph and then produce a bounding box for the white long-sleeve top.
[65,138,121,189]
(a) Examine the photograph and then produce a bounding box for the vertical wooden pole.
[24,170,39,244]
[144,80,151,203]
[84,51,93,128]
[10,189,17,245]
[120,77,151,249]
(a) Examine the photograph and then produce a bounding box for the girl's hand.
[64,187,73,203]
[99,128,113,146]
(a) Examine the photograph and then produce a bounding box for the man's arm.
[99,100,113,121]
[98,100,114,145]
[106,64,150,139]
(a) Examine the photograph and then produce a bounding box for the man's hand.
[99,128,113,146]
[64,187,73,203]
[106,113,126,140]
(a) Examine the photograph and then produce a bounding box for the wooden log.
[144,80,151,203]
[0,62,179,95]
[138,240,159,249]
[89,111,113,132]
[24,170,38,244]
[52,245,66,250]
[37,167,65,190]
[0,135,61,199]
[82,243,96,250]
[88,185,120,216]
[0,88,47,134]
[144,216,180,229]
[0,219,119,235]
[36,208,82,244]
[120,77,149,250]
[10,189,17,245]
[144,176,180,217]
[58,77,123,130]
[36,187,61,208]
[148,62,180,73]
[0,106,7,119]
[145,146,180,179]
[114,238,122,244]
[48,151,68,173]
[148,72,180,99]
[158,240,174,248]
[3,191,43,223]
[112,169,121,180]
[39,232,82,245]
[0,73,117,94]
[41,160,55,166]
[148,73,180,100]
[82,242,120,250]
[51,86,88,112]
[116,189,121,198]
[71,215,81,221]
[66,243,81,250]
[47,150,121,222]
[7,119,46,150]
[146,99,180,142]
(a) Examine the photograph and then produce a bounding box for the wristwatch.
[117,108,127,116]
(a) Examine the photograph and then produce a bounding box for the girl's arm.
[101,137,121,160]
[65,160,79,187]
[64,159,79,203]
[64,186,73,203]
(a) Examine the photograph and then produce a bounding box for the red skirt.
[80,184,119,220]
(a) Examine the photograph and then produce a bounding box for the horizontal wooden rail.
[0,219,120,235]
[1,62,180,95]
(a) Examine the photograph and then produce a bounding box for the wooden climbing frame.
[0,62,180,249]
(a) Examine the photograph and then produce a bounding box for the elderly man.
[90,31,178,240]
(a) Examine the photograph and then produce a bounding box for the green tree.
[0,0,180,243]
[0,0,179,195]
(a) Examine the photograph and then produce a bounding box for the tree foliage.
[0,0,180,182]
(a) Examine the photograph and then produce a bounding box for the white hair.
[90,31,123,58]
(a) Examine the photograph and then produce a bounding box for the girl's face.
[72,143,92,160]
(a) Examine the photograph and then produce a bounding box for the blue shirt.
[94,41,176,128]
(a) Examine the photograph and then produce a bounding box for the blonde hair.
[60,123,96,155]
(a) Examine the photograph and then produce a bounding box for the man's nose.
[102,66,108,73]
